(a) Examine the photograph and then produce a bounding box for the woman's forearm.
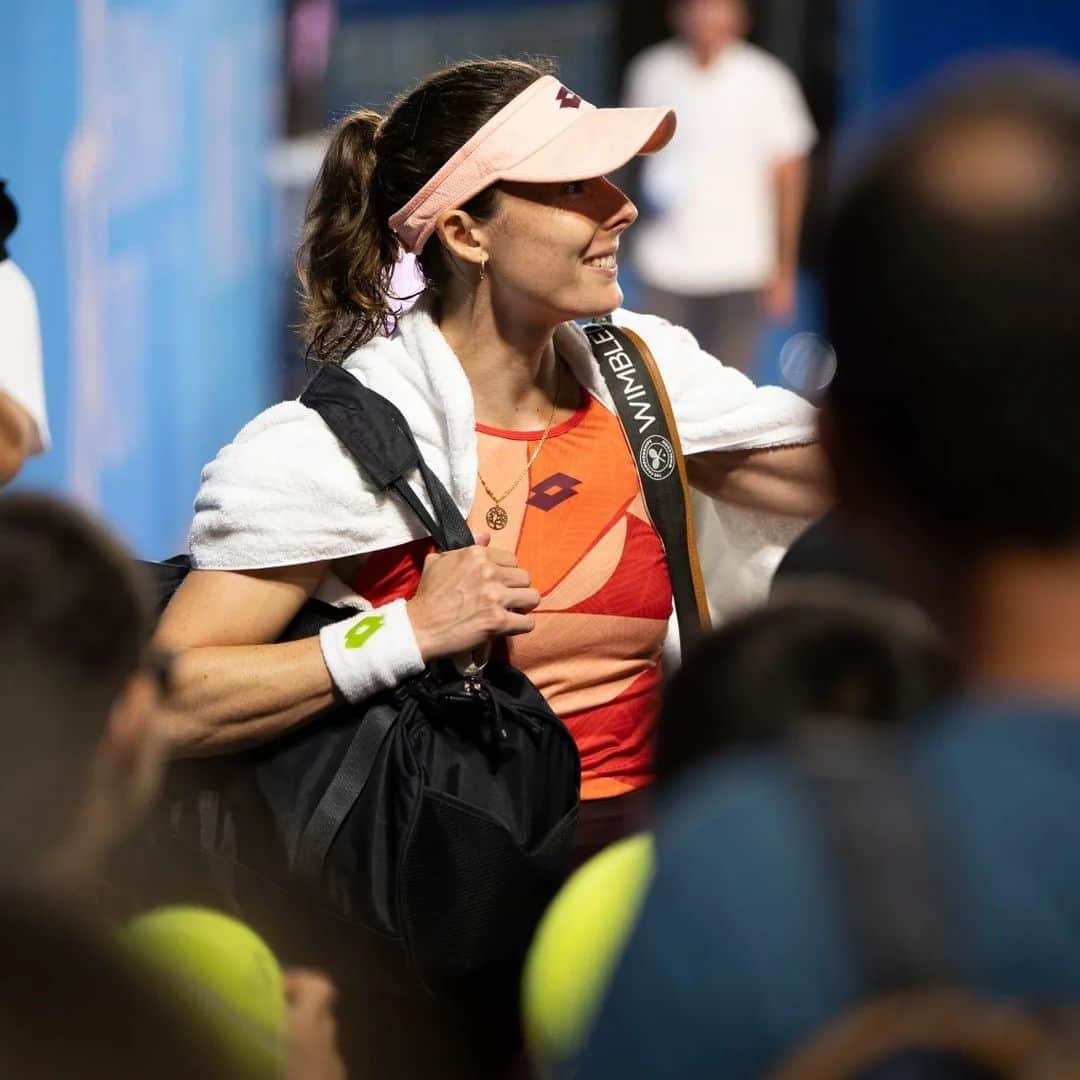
[160,637,338,757]
[153,545,543,758]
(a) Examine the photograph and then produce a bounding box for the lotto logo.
[344,614,385,650]
[528,472,581,511]
[556,86,582,110]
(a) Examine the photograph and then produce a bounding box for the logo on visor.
[556,86,582,110]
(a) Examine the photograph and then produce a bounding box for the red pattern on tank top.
[352,393,672,799]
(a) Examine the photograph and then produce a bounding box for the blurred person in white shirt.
[0,181,49,484]
[623,0,817,372]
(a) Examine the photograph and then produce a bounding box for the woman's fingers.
[497,566,532,589]
[500,611,537,636]
[484,545,521,568]
[407,540,539,659]
[502,585,541,613]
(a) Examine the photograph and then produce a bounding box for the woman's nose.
[597,178,639,233]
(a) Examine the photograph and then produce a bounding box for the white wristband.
[319,598,425,704]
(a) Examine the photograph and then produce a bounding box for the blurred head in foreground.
[525,584,951,1071]
[656,581,952,795]
[823,59,1080,657]
[0,493,166,888]
[0,889,234,1080]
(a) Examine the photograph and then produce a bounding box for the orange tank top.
[351,392,673,799]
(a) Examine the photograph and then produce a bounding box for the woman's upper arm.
[687,444,831,518]
[613,310,818,456]
[155,562,330,649]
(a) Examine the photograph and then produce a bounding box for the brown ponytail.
[297,57,557,363]
[296,109,398,363]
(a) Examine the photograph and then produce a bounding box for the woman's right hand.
[406,532,540,661]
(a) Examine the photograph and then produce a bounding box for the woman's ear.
[433,209,487,273]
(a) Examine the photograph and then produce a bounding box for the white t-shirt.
[624,40,817,295]
[0,259,49,453]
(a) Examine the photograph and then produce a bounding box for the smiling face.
[478,177,639,326]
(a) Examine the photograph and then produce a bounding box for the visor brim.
[502,106,676,184]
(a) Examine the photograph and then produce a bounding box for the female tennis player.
[155,56,826,1075]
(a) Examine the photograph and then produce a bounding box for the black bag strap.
[791,723,958,995]
[584,319,711,653]
[299,362,473,552]
[293,365,475,884]
[293,701,399,880]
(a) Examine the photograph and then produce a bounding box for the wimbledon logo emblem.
[640,435,676,481]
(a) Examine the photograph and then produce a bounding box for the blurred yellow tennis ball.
[124,906,286,1079]
[522,832,655,1068]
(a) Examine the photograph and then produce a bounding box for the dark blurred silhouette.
[825,60,1080,578]
[773,511,888,590]
[0,493,345,1079]
[579,58,1080,1078]
[654,580,952,795]
[0,888,236,1080]
[0,493,163,891]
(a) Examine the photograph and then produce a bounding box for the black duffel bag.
[149,363,580,990]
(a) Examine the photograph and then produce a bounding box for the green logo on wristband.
[344,614,385,650]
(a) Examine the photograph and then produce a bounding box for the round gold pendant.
[486,504,509,531]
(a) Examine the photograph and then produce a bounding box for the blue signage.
[2,0,278,558]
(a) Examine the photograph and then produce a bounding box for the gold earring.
[479,256,487,283]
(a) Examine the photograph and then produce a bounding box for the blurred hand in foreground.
[284,970,346,1080]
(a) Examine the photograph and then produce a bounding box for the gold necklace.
[477,364,562,531]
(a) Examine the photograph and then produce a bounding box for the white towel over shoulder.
[190,298,817,620]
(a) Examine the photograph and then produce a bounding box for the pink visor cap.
[388,75,676,255]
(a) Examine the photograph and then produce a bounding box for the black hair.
[824,59,1080,550]
[0,493,155,861]
[654,582,953,794]
[0,181,16,262]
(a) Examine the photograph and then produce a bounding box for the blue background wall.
[753,0,1080,386]
[2,0,278,557]
[842,0,1080,117]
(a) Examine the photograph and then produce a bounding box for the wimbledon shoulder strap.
[790,724,958,994]
[299,363,473,552]
[584,320,711,654]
